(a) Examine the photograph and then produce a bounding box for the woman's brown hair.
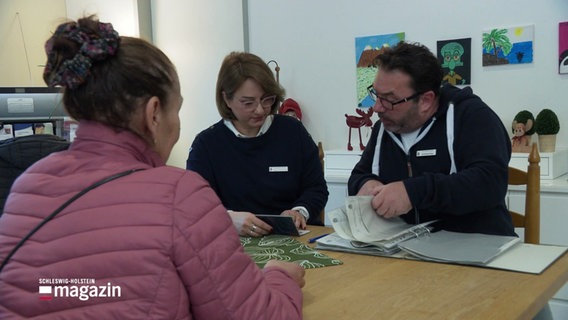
[44,16,177,130]
[215,52,285,120]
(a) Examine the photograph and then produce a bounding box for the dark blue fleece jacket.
[187,115,328,225]
[348,85,515,236]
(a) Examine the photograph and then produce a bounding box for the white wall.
[66,0,141,37]
[0,0,243,168]
[0,0,149,87]
[246,0,568,152]
[6,1,565,167]
[152,1,245,168]
[0,0,66,86]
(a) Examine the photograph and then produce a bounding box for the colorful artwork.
[355,32,405,108]
[345,108,374,151]
[437,38,471,86]
[560,22,568,74]
[482,25,534,66]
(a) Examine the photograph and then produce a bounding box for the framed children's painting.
[437,38,471,86]
[482,25,534,66]
[559,21,568,74]
[355,32,404,108]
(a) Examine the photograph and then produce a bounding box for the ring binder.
[316,196,539,272]
[326,196,437,253]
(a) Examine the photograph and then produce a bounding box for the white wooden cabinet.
[510,148,568,180]
[508,176,568,319]
[324,149,568,319]
[323,149,362,226]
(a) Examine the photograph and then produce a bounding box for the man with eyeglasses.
[348,41,515,237]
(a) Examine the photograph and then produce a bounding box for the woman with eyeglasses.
[186,52,328,237]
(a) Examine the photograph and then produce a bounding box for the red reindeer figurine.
[345,108,374,151]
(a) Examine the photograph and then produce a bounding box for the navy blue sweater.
[187,115,328,225]
[348,85,515,236]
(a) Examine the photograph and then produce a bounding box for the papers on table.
[315,232,406,256]
[316,196,568,274]
[316,232,567,274]
[327,196,436,253]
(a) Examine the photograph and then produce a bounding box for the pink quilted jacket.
[0,121,302,319]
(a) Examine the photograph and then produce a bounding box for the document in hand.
[322,196,436,254]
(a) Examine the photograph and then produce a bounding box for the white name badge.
[416,149,436,157]
[269,166,288,172]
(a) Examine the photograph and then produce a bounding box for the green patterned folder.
[240,234,343,269]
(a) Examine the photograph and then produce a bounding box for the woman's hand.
[280,210,307,230]
[265,260,306,288]
[228,210,272,237]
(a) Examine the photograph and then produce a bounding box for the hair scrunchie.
[43,21,120,89]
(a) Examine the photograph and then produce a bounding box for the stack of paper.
[315,232,403,256]
[325,196,436,254]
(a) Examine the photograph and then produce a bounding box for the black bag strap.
[0,168,144,273]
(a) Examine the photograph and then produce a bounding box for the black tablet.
[257,214,300,236]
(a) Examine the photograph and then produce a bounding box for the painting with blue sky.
[355,32,404,108]
[482,25,534,66]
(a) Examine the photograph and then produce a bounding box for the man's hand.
[357,179,384,196]
[370,181,413,218]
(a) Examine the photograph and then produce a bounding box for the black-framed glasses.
[367,85,423,110]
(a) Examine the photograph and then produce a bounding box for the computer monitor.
[0,87,69,139]
[0,87,66,119]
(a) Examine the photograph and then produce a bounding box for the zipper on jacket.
[406,153,420,224]
[407,156,413,178]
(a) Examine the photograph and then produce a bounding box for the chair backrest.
[1,134,70,214]
[508,142,540,244]
[318,141,325,224]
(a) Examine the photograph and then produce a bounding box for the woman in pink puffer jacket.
[0,16,304,320]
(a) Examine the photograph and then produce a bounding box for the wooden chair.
[508,142,540,244]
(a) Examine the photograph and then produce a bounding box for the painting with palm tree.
[482,25,534,66]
